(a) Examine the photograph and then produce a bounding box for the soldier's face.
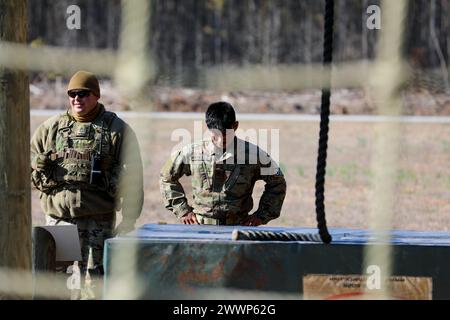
[210,130,227,149]
[209,122,239,149]
[69,90,99,116]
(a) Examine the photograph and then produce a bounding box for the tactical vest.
[50,110,117,191]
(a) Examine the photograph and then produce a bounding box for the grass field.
[31,115,450,232]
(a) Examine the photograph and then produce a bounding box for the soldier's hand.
[241,215,263,227]
[32,152,53,172]
[181,212,199,225]
[114,219,136,236]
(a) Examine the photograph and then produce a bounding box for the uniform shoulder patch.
[275,167,283,176]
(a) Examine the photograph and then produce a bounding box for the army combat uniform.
[160,137,286,225]
[31,104,143,276]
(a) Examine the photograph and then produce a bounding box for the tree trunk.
[447,0,450,67]
[0,0,32,298]
[194,1,203,68]
[430,0,449,88]
[362,0,369,60]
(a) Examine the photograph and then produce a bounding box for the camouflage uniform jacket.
[31,104,143,220]
[160,137,286,224]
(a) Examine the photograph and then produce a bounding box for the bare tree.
[22,0,450,86]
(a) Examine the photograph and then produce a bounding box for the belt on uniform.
[50,150,93,161]
[49,212,114,223]
[196,215,227,226]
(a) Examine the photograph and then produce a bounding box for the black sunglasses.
[68,90,91,98]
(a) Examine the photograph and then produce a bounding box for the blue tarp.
[104,224,450,299]
[117,223,450,246]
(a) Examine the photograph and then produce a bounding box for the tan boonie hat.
[67,70,100,97]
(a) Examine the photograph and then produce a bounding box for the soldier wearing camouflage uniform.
[160,101,286,226]
[31,71,143,297]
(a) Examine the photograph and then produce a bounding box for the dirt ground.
[30,115,450,232]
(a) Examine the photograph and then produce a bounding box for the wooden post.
[0,0,31,298]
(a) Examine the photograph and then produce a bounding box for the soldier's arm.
[30,121,56,191]
[31,125,46,167]
[159,148,193,219]
[115,123,144,222]
[253,153,287,224]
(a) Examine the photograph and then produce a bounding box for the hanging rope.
[315,0,334,244]
[231,0,335,244]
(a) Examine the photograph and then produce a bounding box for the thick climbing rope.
[315,0,334,244]
[232,0,334,243]
[232,230,323,242]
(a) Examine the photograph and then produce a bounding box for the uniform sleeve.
[30,123,57,192]
[253,152,287,224]
[115,124,144,222]
[159,148,193,219]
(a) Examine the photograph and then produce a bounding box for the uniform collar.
[67,103,105,123]
[204,137,238,163]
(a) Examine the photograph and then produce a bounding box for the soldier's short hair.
[205,101,236,133]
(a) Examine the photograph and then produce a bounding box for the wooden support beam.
[0,0,31,299]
